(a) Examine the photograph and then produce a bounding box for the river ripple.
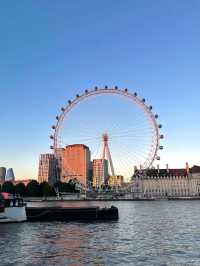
[1,201,200,265]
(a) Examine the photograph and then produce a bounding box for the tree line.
[0,180,79,197]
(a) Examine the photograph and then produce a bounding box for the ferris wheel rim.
[50,87,163,169]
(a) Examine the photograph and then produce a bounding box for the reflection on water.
[1,201,200,265]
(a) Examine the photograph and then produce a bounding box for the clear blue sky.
[0,0,200,179]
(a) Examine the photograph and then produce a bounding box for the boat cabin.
[0,193,26,212]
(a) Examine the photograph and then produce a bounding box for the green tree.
[2,181,15,194]
[62,182,71,192]
[49,185,56,197]
[54,181,64,192]
[40,182,56,197]
[26,180,41,197]
[15,182,26,197]
[54,181,78,193]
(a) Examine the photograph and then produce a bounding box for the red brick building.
[61,144,91,187]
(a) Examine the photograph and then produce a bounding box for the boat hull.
[26,206,119,222]
[0,207,27,223]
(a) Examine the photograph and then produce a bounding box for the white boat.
[0,193,27,223]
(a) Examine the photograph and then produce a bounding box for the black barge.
[26,206,118,222]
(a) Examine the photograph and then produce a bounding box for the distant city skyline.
[0,1,200,179]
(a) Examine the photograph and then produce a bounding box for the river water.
[1,200,200,266]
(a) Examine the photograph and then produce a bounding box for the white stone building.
[131,165,200,198]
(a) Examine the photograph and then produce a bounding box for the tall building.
[61,144,91,187]
[38,154,57,185]
[5,168,15,181]
[0,167,6,183]
[92,159,108,187]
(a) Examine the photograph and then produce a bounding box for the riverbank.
[24,196,200,202]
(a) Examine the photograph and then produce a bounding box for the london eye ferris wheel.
[50,86,164,182]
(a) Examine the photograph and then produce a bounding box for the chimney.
[186,162,189,174]
[157,164,160,173]
[134,166,137,173]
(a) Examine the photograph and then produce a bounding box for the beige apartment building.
[92,159,108,187]
[38,154,57,185]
